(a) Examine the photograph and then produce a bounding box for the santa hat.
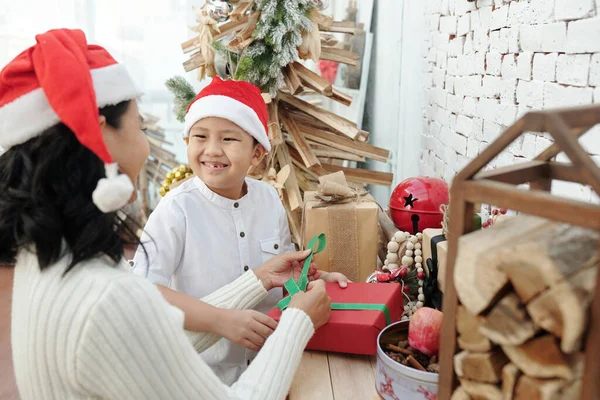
[184,76,271,152]
[0,29,142,213]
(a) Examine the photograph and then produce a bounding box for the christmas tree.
[168,0,391,245]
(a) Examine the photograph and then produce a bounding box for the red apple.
[408,307,443,356]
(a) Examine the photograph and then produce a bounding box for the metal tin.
[375,320,439,400]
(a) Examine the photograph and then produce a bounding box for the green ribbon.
[276,233,391,325]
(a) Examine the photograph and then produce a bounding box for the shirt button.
[234,202,239,208]
[274,244,279,250]
[240,232,245,238]
[244,266,249,271]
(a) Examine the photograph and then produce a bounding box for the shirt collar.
[193,176,251,209]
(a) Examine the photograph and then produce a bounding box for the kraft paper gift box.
[303,172,379,283]
[268,282,403,355]
[422,228,448,293]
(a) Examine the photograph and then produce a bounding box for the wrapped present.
[303,172,378,283]
[422,228,447,312]
[268,234,403,355]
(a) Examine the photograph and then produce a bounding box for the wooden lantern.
[438,104,600,400]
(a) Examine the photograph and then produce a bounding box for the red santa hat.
[0,29,142,213]
[184,76,271,152]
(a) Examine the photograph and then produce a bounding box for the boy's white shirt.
[132,176,296,385]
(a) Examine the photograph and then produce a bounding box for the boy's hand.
[311,270,350,288]
[217,309,278,351]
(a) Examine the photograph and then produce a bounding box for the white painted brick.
[534,135,553,155]
[434,86,448,107]
[490,6,509,31]
[507,27,519,53]
[530,0,556,24]
[501,54,518,79]
[420,161,436,178]
[580,126,600,154]
[533,53,558,82]
[440,0,450,15]
[590,54,600,86]
[475,52,486,75]
[516,52,533,81]
[451,132,468,155]
[448,37,465,56]
[566,18,600,53]
[458,14,471,37]
[436,51,448,69]
[521,133,538,159]
[483,120,504,142]
[555,0,594,21]
[464,75,483,97]
[519,24,543,52]
[470,8,481,30]
[492,151,515,168]
[428,15,441,31]
[517,80,544,107]
[508,1,530,26]
[500,79,518,103]
[457,154,471,170]
[507,136,525,157]
[433,33,451,52]
[455,0,477,15]
[595,87,600,104]
[446,76,456,94]
[444,168,457,184]
[447,57,459,76]
[472,118,484,140]
[479,6,493,28]
[463,96,478,117]
[431,120,442,137]
[483,75,503,98]
[433,67,446,88]
[440,16,458,35]
[495,103,518,126]
[449,114,458,131]
[478,97,501,120]
[464,33,474,54]
[489,30,508,54]
[556,54,591,87]
[440,126,452,147]
[447,94,462,113]
[456,115,473,135]
[467,136,480,158]
[543,83,594,108]
[424,72,434,88]
[427,48,437,63]
[486,52,503,76]
[552,181,593,203]
[434,157,445,176]
[473,29,490,52]
[424,60,434,73]
[449,0,456,15]
[540,23,568,53]
[437,107,451,127]
[464,53,477,75]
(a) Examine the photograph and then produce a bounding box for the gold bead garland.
[159,164,194,197]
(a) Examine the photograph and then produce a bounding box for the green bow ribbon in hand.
[276,233,391,325]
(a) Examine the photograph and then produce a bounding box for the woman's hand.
[310,270,350,288]
[216,309,278,351]
[254,250,318,291]
[288,280,331,330]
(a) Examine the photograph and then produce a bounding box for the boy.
[132,76,346,384]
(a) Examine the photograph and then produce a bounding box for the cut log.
[459,379,503,400]
[283,64,303,95]
[502,335,572,380]
[320,163,394,186]
[267,101,283,146]
[456,306,492,353]
[454,350,509,383]
[275,145,302,211]
[292,62,333,97]
[451,387,472,400]
[279,106,321,169]
[329,87,353,107]
[526,260,597,353]
[501,363,521,400]
[226,11,258,50]
[514,376,567,400]
[498,223,599,304]
[479,293,537,346]
[455,215,599,315]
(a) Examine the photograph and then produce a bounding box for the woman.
[0,29,330,399]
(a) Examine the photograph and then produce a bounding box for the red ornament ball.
[399,267,408,278]
[417,272,425,280]
[403,285,411,293]
[377,272,391,282]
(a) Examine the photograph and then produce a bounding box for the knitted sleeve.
[75,275,314,400]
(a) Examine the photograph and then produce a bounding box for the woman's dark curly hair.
[0,100,144,273]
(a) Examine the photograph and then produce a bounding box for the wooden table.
[289,351,381,400]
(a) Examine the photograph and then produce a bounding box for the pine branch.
[165,76,196,123]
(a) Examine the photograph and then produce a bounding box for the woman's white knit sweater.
[11,250,314,399]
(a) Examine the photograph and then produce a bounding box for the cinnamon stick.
[407,355,427,371]
[387,344,414,356]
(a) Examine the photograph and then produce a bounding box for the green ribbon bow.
[276,233,391,325]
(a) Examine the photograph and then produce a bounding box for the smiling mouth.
[201,161,229,170]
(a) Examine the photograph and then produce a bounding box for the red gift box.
[267,282,403,355]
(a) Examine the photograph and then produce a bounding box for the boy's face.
[186,117,266,199]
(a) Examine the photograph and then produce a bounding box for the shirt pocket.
[260,236,282,263]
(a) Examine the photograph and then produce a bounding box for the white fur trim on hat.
[92,163,134,213]
[184,95,271,152]
[0,63,142,151]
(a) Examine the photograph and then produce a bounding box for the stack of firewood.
[450,215,598,400]
[181,3,392,245]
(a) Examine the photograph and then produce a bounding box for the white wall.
[419,0,600,204]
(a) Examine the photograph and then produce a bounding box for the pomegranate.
[408,307,443,356]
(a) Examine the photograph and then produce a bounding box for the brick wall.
[419,0,600,203]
